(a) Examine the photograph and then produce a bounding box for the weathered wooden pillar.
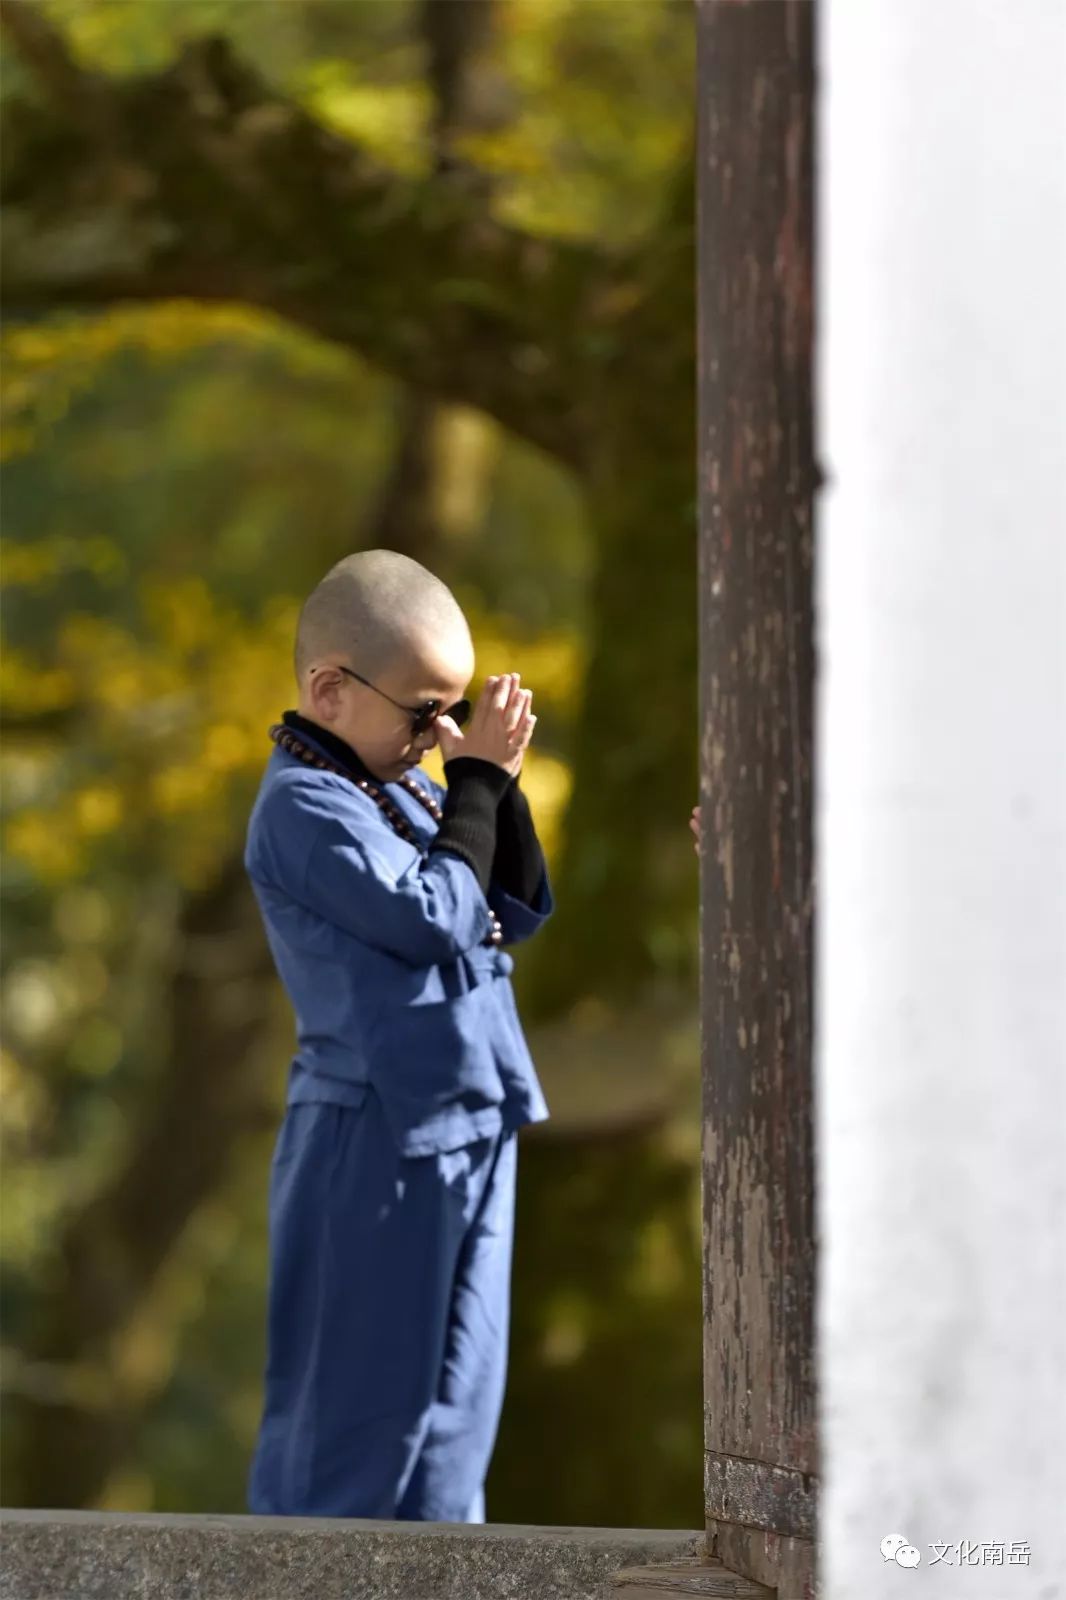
[696,3,818,1596]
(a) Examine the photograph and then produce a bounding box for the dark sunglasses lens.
[413,699,470,734]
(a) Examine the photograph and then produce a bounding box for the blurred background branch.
[1,0,608,468]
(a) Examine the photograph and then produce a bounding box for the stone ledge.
[0,1510,705,1600]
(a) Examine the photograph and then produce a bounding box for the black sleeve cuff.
[426,756,511,895]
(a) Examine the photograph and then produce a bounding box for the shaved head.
[294,549,472,687]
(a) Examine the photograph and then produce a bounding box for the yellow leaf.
[75,787,124,836]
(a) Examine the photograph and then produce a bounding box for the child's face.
[300,637,473,782]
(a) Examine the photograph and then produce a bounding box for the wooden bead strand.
[268,723,503,947]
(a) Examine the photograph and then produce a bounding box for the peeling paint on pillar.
[696,1,818,1596]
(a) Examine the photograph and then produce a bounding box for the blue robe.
[243,734,552,1519]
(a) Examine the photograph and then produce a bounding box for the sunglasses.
[315,664,471,736]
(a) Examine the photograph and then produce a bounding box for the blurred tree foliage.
[0,0,701,1525]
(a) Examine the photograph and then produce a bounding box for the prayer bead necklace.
[269,722,442,839]
[267,722,503,946]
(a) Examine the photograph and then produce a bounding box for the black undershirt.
[280,710,546,903]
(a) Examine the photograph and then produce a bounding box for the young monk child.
[243,548,553,1523]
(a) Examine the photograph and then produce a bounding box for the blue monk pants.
[247,1088,517,1521]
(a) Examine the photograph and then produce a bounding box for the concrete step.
[0,1510,707,1600]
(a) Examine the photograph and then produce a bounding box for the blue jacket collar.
[280,709,382,786]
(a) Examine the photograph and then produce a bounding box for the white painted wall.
[817,2,1066,1595]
